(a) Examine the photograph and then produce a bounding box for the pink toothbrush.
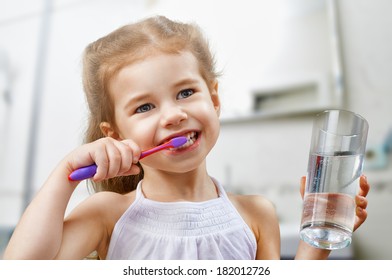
[68,136,187,181]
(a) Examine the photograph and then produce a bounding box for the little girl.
[4,16,369,260]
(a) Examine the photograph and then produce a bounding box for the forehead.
[109,51,203,93]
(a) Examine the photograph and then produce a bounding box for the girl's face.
[104,51,220,173]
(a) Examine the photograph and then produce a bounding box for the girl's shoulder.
[227,192,280,258]
[81,190,137,221]
[86,189,137,204]
[227,192,276,217]
[226,192,278,232]
[66,189,137,231]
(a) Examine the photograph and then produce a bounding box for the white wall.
[0,0,43,225]
[337,0,392,260]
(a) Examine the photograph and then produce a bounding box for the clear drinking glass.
[299,109,369,250]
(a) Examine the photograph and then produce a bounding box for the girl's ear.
[210,80,221,116]
[100,122,120,139]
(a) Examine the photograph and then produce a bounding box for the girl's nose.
[160,105,188,127]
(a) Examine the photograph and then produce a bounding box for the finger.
[112,141,134,175]
[354,207,368,231]
[358,175,370,197]
[121,164,141,176]
[300,176,306,199]
[355,195,368,210]
[90,140,110,181]
[93,139,121,181]
[104,140,125,179]
[121,139,141,163]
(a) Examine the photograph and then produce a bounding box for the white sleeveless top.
[106,178,257,260]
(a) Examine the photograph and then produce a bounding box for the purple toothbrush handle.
[68,164,97,181]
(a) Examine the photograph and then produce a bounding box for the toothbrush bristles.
[170,136,188,148]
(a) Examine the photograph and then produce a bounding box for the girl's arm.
[3,137,140,259]
[294,175,370,260]
[3,163,79,259]
[254,197,281,260]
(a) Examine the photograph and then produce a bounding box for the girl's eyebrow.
[172,78,200,88]
[123,92,152,111]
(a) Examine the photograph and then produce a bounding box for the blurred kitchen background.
[1,0,391,259]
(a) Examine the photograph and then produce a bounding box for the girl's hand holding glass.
[300,175,369,232]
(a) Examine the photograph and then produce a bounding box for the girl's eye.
[135,103,155,113]
[177,89,194,99]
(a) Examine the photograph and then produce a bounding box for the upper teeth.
[169,131,197,150]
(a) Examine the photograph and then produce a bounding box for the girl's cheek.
[125,119,157,147]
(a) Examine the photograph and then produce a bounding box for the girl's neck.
[140,166,218,202]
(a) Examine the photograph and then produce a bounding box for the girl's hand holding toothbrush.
[66,137,141,182]
[68,136,187,181]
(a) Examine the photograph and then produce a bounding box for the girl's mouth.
[168,131,199,151]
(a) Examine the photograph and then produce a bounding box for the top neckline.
[135,177,224,206]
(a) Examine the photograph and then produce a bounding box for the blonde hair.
[82,16,219,194]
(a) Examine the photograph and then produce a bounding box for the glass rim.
[316,109,368,126]
[315,109,369,129]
